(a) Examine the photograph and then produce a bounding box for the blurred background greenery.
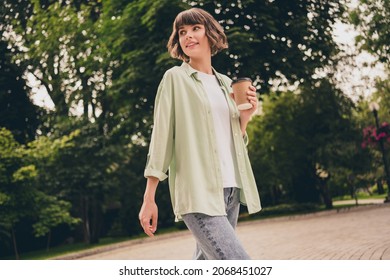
[1,0,389,259]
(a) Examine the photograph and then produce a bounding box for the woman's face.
[178,24,211,60]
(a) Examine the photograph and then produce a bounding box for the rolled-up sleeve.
[144,72,175,181]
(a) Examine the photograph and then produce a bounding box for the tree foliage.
[0,40,40,144]
[248,79,359,208]
[192,0,346,92]
[350,0,390,65]
[0,128,80,258]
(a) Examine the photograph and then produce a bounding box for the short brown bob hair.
[167,8,228,62]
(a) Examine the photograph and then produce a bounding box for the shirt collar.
[181,62,225,86]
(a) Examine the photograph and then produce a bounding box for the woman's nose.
[185,32,192,40]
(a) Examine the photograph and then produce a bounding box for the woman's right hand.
[139,200,158,237]
[139,176,159,237]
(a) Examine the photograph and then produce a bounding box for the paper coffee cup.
[231,77,253,110]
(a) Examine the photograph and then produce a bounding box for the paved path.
[56,203,390,260]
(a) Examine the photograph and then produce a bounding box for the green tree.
[0,128,80,259]
[4,0,130,244]
[190,0,346,92]
[359,80,390,195]
[0,40,40,143]
[2,0,111,126]
[350,0,390,65]
[248,79,357,208]
[351,0,390,196]
[39,120,124,244]
[96,0,187,235]
[0,128,24,258]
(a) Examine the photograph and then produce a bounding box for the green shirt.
[144,62,261,221]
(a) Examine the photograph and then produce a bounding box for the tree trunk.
[11,227,19,260]
[377,179,384,195]
[89,195,103,244]
[319,180,333,210]
[46,230,52,252]
[81,196,91,244]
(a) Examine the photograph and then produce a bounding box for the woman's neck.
[188,57,213,75]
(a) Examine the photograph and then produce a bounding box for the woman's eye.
[179,30,186,36]
[193,26,200,31]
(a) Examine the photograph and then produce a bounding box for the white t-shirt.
[197,71,238,189]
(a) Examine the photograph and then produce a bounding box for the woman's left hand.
[230,85,258,135]
[239,85,258,121]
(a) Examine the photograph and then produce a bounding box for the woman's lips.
[186,42,198,48]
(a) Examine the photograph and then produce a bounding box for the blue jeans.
[182,187,250,260]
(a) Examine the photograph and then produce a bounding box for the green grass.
[239,202,321,221]
[332,193,387,201]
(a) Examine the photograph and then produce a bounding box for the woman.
[139,7,261,260]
